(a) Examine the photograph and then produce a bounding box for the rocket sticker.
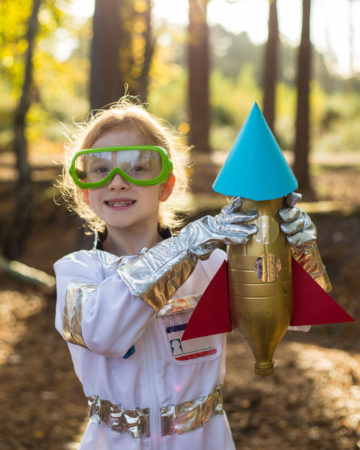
[182,103,354,375]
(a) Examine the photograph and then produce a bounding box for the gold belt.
[87,385,224,438]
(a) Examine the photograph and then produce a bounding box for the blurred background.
[0,0,359,448]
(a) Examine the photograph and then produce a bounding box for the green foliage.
[211,24,346,93]
[0,0,32,93]
[211,26,263,84]
[274,82,296,150]
[0,0,68,94]
[312,92,360,153]
[0,0,90,151]
[148,62,187,127]
[147,26,188,127]
[210,66,262,151]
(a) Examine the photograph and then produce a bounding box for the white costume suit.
[55,247,235,450]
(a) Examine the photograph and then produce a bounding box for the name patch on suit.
[165,323,217,361]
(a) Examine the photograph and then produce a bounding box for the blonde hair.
[58,98,189,234]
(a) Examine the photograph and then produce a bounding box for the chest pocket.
[157,295,221,365]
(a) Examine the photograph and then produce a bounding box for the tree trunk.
[90,0,155,109]
[294,0,314,199]
[90,0,124,110]
[263,0,279,133]
[188,0,210,153]
[2,0,42,258]
[136,0,154,102]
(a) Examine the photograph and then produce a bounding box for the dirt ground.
[0,157,360,449]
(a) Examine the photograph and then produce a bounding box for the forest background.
[1,0,360,257]
[0,0,360,449]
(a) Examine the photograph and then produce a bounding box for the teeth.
[107,201,134,207]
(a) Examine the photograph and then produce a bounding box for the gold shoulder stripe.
[63,282,97,348]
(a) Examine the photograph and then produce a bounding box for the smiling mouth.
[105,200,136,207]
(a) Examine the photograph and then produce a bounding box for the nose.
[107,174,130,191]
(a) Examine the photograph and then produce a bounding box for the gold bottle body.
[228,198,293,376]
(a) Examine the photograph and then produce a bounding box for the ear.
[81,189,90,205]
[159,174,175,202]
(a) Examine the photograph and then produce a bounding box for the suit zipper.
[143,335,160,450]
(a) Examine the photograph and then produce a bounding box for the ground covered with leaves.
[0,157,360,449]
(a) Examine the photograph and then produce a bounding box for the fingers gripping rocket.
[182,103,354,376]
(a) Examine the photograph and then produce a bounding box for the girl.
[55,99,320,449]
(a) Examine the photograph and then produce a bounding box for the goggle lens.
[75,150,163,183]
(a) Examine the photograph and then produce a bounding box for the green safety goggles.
[69,146,173,189]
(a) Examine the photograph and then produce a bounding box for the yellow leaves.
[133,17,147,34]
[310,80,327,126]
[0,38,28,74]
[148,67,186,125]
[178,122,190,135]
[0,0,31,39]
[17,39,29,54]
[2,56,14,68]
[131,33,146,79]
[39,8,52,25]
[39,8,57,32]
[150,56,182,87]
[134,0,148,14]
[133,34,146,58]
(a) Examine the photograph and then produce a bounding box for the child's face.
[85,128,174,234]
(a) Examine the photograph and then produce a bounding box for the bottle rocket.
[213,102,298,376]
[182,102,354,376]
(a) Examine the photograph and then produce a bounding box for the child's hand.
[186,197,258,255]
[279,192,317,249]
[216,197,258,232]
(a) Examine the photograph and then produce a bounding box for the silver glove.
[279,192,332,292]
[118,197,258,311]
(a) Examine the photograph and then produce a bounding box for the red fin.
[182,261,232,341]
[291,258,354,326]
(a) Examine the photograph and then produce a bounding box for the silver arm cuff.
[118,247,198,312]
[117,219,221,311]
[291,242,332,292]
[118,200,257,311]
[280,193,332,293]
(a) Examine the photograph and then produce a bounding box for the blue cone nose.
[213,103,297,200]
